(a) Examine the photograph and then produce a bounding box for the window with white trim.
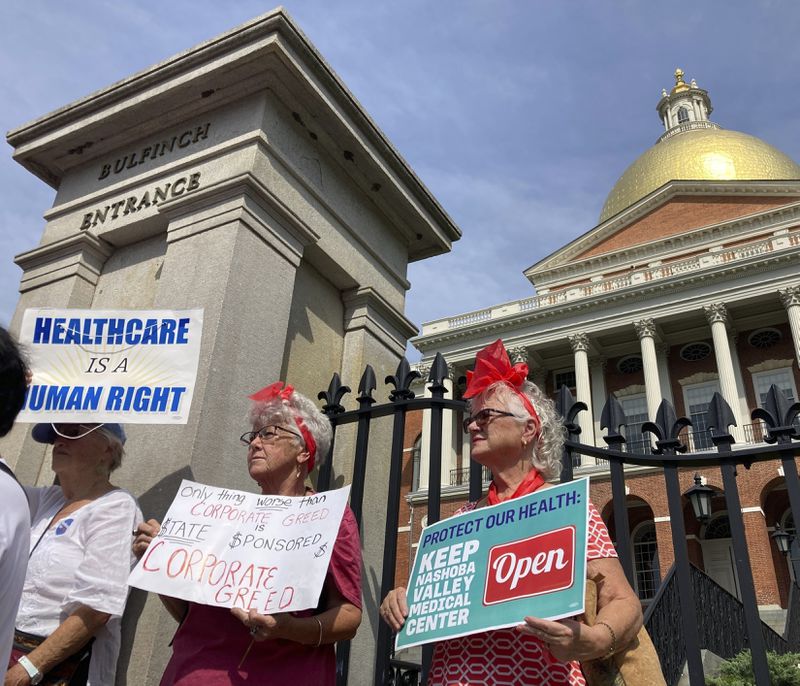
[632,522,661,601]
[752,367,800,434]
[620,394,649,453]
[682,381,720,450]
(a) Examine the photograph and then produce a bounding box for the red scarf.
[487,468,545,505]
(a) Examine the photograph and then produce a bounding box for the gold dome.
[600,128,800,222]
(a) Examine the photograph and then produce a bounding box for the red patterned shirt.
[427,500,616,686]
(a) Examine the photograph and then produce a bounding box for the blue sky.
[3,1,800,358]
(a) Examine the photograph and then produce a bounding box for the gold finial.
[671,67,689,94]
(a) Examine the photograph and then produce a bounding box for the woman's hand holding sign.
[132,519,160,558]
[379,586,409,632]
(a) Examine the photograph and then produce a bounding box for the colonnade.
[416,286,800,489]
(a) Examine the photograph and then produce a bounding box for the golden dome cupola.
[655,68,718,140]
[598,70,800,222]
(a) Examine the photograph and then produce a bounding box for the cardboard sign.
[396,478,589,650]
[17,308,203,424]
[128,480,351,613]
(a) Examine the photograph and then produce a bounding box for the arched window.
[677,107,690,124]
[632,522,661,601]
[411,435,422,492]
[703,514,731,539]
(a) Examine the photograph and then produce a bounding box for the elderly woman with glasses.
[380,340,644,686]
[6,423,142,686]
[133,382,362,686]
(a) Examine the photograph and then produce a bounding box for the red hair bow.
[248,382,318,471]
[249,381,295,404]
[464,339,539,423]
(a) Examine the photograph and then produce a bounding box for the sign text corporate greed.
[396,478,589,650]
[18,308,203,424]
[128,481,350,613]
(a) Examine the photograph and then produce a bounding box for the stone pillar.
[568,333,595,445]
[417,363,433,490]
[704,303,746,442]
[634,319,662,421]
[589,358,607,453]
[779,286,800,363]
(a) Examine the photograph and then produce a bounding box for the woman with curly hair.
[380,339,642,686]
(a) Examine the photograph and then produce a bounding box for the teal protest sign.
[396,477,589,650]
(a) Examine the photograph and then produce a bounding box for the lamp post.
[771,522,792,555]
[685,472,714,522]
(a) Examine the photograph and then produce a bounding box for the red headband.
[248,382,318,472]
[464,339,540,427]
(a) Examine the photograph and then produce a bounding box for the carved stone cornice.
[634,318,657,340]
[568,332,590,353]
[779,285,800,309]
[704,303,729,326]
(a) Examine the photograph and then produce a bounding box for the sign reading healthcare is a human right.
[396,477,589,650]
[18,308,203,424]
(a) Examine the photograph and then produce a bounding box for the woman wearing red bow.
[133,383,362,685]
[380,340,642,686]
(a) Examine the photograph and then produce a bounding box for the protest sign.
[128,480,351,613]
[17,308,203,424]
[396,478,589,650]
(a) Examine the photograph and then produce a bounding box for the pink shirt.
[427,502,617,686]
[160,506,362,686]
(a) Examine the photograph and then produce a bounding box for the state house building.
[399,70,800,630]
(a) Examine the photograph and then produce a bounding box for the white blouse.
[16,486,142,686]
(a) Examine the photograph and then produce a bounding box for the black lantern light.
[771,523,792,555]
[685,472,714,522]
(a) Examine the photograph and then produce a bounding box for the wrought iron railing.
[449,465,491,486]
[785,581,800,652]
[644,564,789,686]
[310,352,799,686]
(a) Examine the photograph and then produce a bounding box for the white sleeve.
[63,492,142,618]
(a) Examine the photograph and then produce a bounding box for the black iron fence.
[311,353,800,686]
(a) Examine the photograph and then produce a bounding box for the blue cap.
[32,423,127,445]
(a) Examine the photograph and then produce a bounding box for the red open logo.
[483,526,575,605]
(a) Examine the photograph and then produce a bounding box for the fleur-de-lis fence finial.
[385,358,420,402]
[318,373,350,416]
[642,399,691,454]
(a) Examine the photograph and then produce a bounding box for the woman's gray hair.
[470,380,565,479]
[97,427,125,472]
[248,389,333,469]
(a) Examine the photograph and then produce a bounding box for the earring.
[296,465,302,479]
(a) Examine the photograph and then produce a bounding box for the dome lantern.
[656,68,716,138]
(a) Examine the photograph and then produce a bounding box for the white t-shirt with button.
[16,485,142,686]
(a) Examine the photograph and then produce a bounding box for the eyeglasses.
[240,425,302,446]
[462,408,516,433]
[52,424,103,440]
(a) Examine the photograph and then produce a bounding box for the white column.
[589,357,607,455]
[568,333,595,445]
[656,343,674,407]
[634,318,663,421]
[780,286,800,363]
[441,376,456,487]
[418,363,432,490]
[704,303,746,442]
[728,331,751,426]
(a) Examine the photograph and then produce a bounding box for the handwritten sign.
[128,480,351,613]
[17,308,203,424]
[396,478,589,650]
